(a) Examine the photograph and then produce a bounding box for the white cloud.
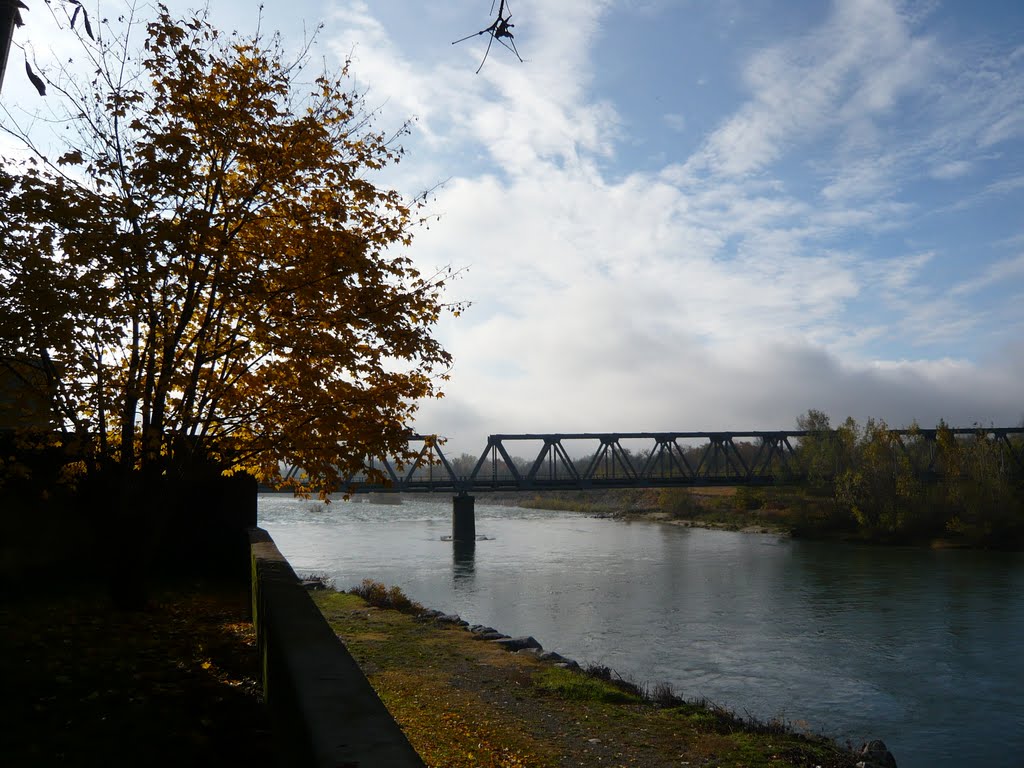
[979,110,1024,148]
[358,0,1023,445]
[417,332,1024,454]
[685,0,936,178]
[328,2,473,149]
[663,112,686,132]
[930,160,972,180]
[985,175,1024,198]
[821,159,895,202]
[861,251,933,296]
[951,253,1024,296]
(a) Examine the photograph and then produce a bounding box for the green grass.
[533,666,642,704]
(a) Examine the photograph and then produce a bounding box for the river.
[258,494,1024,768]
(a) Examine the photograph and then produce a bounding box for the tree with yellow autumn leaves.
[0,6,457,497]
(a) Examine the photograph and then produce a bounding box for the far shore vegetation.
[418,410,1024,550]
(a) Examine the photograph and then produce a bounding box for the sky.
[5,1,1024,455]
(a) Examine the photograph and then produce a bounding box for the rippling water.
[258,494,1024,768]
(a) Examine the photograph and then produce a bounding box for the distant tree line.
[791,410,1024,546]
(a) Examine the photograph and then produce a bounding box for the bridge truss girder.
[338,431,812,494]
[282,427,1024,494]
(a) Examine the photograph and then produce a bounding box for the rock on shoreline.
[856,739,898,768]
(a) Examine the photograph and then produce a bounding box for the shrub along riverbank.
[313,582,868,768]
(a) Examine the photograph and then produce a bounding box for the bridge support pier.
[452,495,475,543]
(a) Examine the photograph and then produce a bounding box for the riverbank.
[474,486,1022,548]
[313,584,866,768]
[479,486,806,535]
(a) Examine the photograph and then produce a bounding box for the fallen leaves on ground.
[0,582,272,767]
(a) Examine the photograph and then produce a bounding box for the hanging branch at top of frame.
[3,1,97,96]
[452,0,523,74]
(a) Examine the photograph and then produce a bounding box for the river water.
[258,494,1024,768]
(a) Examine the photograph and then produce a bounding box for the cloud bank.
[315,0,1024,451]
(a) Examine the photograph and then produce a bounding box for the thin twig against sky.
[452,0,523,74]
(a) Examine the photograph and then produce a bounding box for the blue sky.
[6,0,1024,451]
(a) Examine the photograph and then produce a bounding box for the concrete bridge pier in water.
[452,494,475,542]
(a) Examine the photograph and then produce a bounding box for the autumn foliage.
[794,410,1024,545]
[0,6,457,495]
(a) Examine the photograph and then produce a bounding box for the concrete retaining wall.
[249,528,425,768]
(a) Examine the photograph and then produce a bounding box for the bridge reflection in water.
[285,428,1024,542]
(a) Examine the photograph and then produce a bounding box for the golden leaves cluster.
[0,6,460,493]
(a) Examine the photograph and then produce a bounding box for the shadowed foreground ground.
[0,581,272,767]
[2,576,862,768]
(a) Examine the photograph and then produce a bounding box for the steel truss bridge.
[294,427,1024,495]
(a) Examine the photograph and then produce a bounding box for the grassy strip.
[533,666,641,704]
[314,587,858,768]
